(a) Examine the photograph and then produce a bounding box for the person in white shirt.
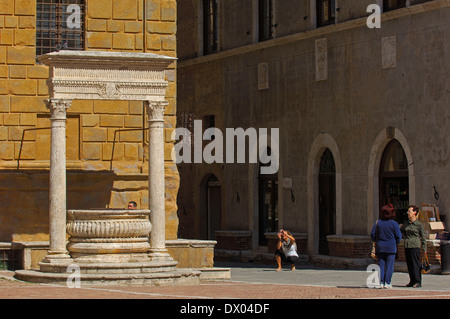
[275,229,299,271]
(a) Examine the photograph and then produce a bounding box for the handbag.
[420,254,431,274]
[370,242,377,260]
[370,220,379,260]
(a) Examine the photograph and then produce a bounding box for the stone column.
[146,100,172,261]
[43,99,72,264]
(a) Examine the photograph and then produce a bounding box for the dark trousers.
[405,248,421,285]
[377,253,396,285]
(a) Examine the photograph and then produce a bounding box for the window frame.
[203,0,219,55]
[36,0,85,57]
[316,0,335,27]
[258,0,273,42]
[383,0,407,12]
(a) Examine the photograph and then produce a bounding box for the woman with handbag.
[370,204,402,288]
[400,205,427,288]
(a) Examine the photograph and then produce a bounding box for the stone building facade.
[176,0,449,264]
[0,0,180,269]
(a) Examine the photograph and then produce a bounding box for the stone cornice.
[38,50,176,101]
[38,50,176,69]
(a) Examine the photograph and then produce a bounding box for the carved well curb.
[66,209,152,262]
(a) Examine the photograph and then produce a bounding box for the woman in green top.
[400,205,427,288]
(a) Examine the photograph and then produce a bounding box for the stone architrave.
[37,51,176,266]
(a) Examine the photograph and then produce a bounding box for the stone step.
[193,267,231,280]
[14,268,201,286]
[38,260,179,274]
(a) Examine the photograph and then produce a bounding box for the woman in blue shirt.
[370,204,402,288]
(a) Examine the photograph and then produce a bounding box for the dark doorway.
[319,148,336,255]
[258,148,278,246]
[206,175,221,239]
[199,174,222,240]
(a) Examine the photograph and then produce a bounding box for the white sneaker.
[384,283,392,289]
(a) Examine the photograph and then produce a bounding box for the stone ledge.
[0,242,13,249]
[326,234,371,244]
[193,267,231,280]
[214,249,309,265]
[11,241,49,249]
[264,232,307,239]
[14,268,201,286]
[215,230,252,237]
[166,239,217,248]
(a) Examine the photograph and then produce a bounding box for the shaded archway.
[307,133,342,255]
[367,128,415,232]
[379,139,409,223]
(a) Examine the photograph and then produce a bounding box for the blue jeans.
[377,253,396,285]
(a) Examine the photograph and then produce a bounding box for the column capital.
[46,99,72,120]
[146,100,169,122]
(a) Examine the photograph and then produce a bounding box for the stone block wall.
[166,239,216,268]
[327,235,373,259]
[0,0,180,242]
[397,240,442,265]
[215,231,252,251]
[0,0,48,163]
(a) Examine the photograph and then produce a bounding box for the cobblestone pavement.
[1,262,449,300]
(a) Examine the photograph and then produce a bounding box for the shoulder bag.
[370,220,379,260]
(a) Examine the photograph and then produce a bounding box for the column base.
[42,252,73,265]
[148,248,174,262]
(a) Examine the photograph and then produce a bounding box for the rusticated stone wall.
[0,0,179,242]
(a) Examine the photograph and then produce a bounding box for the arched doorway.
[200,174,222,240]
[379,139,409,223]
[318,148,336,255]
[307,133,342,255]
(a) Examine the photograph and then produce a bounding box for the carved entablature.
[37,51,176,101]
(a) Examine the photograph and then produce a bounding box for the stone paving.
[1,262,449,300]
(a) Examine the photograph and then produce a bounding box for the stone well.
[66,209,153,263]
[13,50,229,285]
[16,209,203,285]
